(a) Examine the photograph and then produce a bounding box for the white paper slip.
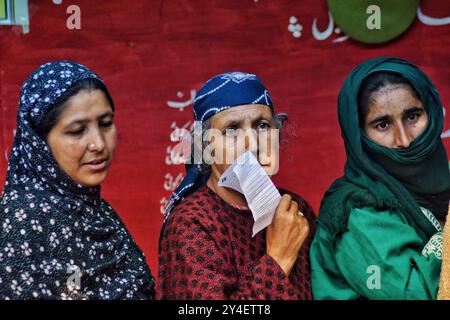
[218,151,281,237]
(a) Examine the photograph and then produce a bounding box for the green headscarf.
[318,57,450,244]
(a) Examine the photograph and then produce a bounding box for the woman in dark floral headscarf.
[0,61,155,300]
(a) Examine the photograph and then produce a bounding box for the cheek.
[258,133,278,156]
[255,131,278,163]
[365,128,394,147]
[416,114,429,134]
[105,128,118,156]
[261,150,279,176]
[49,137,86,172]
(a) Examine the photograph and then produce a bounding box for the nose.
[394,124,411,149]
[88,128,106,152]
[244,129,258,155]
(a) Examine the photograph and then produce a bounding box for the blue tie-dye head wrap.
[164,71,275,220]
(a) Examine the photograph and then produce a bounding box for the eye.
[406,113,419,122]
[100,120,113,128]
[224,126,239,136]
[376,121,389,131]
[67,127,85,136]
[256,121,270,131]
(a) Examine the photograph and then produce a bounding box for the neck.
[207,170,248,209]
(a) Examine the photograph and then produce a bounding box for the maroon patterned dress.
[157,185,316,300]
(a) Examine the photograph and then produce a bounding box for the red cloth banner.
[0,0,449,276]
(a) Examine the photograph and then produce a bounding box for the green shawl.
[318,57,450,244]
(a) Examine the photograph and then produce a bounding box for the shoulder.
[164,187,225,235]
[312,207,398,253]
[347,206,408,228]
[337,207,424,254]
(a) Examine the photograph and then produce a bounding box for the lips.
[84,157,108,171]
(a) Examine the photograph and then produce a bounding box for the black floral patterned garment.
[0,61,155,299]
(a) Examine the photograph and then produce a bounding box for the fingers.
[298,217,310,239]
[301,216,309,230]
[278,194,292,212]
[289,200,299,216]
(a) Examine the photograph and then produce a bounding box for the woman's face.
[363,84,428,149]
[207,104,279,178]
[47,89,117,187]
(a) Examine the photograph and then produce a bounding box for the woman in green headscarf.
[310,57,450,300]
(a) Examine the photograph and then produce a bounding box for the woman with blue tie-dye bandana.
[158,72,315,300]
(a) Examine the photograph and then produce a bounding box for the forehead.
[210,104,273,125]
[58,89,112,121]
[367,85,423,114]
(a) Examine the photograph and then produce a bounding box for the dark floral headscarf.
[0,61,155,300]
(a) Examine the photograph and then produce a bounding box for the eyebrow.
[368,115,390,126]
[403,106,424,115]
[367,106,424,126]
[65,111,114,128]
[220,114,273,128]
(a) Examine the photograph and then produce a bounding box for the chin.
[77,180,104,188]
[77,173,108,187]
[82,182,103,188]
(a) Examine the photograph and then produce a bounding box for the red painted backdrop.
[1,0,449,277]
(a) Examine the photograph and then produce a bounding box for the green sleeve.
[310,224,360,299]
[311,207,442,300]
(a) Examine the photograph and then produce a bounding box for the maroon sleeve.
[277,188,316,300]
[157,211,300,300]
